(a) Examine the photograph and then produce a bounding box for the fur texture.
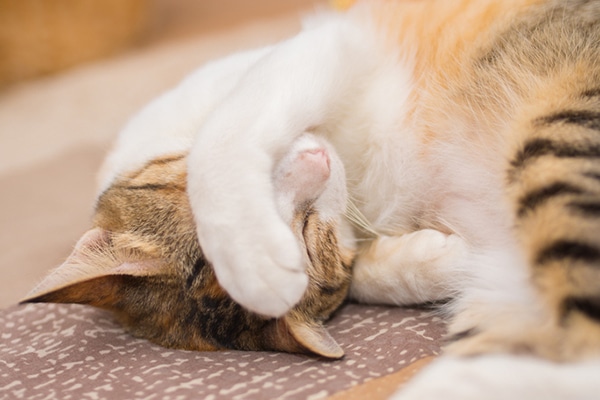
[24,135,354,359]
[23,0,600,396]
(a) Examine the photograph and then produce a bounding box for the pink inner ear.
[74,227,109,250]
[21,228,167,302]
[113,260,165,276]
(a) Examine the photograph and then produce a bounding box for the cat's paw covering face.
[21,133,352,359]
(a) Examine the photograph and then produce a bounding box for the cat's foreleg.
[187,17,377,317]
[349,230,469,305]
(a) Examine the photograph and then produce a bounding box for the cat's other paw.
[373,229,468,276]
[351,229,469,305]
[397,229,467,264]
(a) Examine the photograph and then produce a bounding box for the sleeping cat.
[165,0,599,363]
[23,133,353,359]
[24,0,600,397]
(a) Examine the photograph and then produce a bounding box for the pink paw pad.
[294,148,331,183]
[275,138,332,206]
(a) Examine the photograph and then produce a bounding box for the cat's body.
[24,0,600,397]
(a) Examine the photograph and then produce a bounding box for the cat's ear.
[272,315,344,359]
[21,227,165,305]
[286,317,344,359]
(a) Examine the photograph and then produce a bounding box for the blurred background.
[0,0,331,88]
[0,0,327,308]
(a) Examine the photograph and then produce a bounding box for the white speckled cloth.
[0,303,445,399]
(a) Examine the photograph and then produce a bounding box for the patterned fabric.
[0,303,445,399]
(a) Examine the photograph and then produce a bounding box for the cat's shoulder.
[96,46,273,193]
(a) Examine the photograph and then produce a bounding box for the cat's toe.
[229,264,309,318]
[213,224,308,318]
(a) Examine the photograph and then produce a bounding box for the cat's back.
[363,0,599,108]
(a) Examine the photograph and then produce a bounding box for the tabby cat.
[24,0,600,396]
[23,134,353,358]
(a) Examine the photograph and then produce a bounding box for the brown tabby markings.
[27,154,353,357]
[441,0,600,360]
[342,0,600,360]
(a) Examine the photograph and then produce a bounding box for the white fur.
[98,4,599,398]
[98,46,273,192]
[392,355,600,400]
[98,3,523,322]
[96,0,526,318]
[350,230,470,305]
[98,9,424,317]
[186,11,391,317]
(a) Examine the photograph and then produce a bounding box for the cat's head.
[22,134,354,359]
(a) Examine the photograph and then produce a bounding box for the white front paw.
[206,217,308,318]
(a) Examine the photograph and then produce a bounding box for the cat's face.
[22,134,353,358]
